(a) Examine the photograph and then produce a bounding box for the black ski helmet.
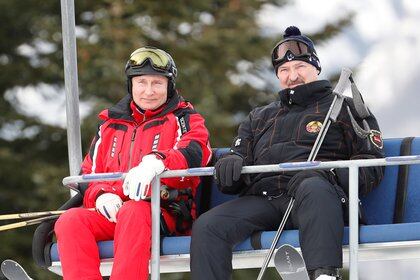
[125,46,178,97]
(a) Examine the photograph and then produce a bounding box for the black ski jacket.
[229,80,384,197]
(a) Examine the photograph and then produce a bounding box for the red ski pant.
[55,200,176,280]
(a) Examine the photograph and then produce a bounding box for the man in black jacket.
[190,26,384,280]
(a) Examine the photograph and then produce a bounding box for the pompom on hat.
[271,26,321,73]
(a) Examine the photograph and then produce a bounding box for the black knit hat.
[271,26,321,73]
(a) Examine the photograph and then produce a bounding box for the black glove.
[214,154,244,194]
[287,170,332,197]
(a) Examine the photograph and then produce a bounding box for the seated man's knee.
[192,211,219,237]
[295,177,334,201]
[54,208,87,235]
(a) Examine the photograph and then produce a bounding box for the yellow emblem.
[306,121,322,133]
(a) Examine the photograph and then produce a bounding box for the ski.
[1,260,33,280]
[274,244,309,280]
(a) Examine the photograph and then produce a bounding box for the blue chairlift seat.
[42,137,420,275]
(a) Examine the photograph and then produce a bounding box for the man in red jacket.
[55,46,212,280]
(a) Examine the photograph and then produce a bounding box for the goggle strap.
[126,63,172,78]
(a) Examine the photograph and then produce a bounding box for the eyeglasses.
[272,40,313,65]
[128,47,171,72]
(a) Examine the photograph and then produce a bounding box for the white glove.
[122,154,165,201]
[95,193,123,223]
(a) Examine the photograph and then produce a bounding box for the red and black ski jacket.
[81,93,212,220]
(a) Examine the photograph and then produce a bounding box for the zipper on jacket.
[128,127,138,170]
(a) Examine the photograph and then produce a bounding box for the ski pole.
[256,68,352,280]
[0,208,96,232]
[256,198,294,280]
[0,215,60,232]
[0,210,67,221]
[0,208,96,221]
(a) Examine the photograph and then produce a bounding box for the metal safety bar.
[62,155,420,280]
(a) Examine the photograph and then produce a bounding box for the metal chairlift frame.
[59,2,420,280]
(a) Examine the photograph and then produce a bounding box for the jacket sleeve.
[224,109,256,191]
[231,110,255,166]
[81,123,125,208]
[158,110,212,189]
[335,98,385,195]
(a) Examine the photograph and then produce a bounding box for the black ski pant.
[190,176,344,280]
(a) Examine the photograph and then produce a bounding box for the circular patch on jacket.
[306,121,322,133]
[369,130,383,149]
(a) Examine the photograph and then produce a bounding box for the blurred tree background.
[0,0,351,279]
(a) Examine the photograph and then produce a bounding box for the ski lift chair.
[32,137,420,276]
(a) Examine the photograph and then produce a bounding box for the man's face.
[276,60,319,89]
[131,75,168,110]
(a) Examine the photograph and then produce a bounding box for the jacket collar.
[278,80,332,107]
[101,93,181,123]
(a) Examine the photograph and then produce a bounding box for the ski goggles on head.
[128,47,171,72]
[272,39,313,65]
